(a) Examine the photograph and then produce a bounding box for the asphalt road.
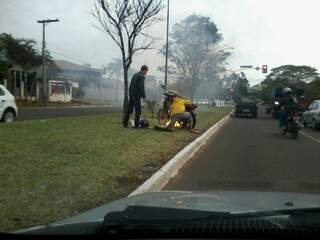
[17,105,122,121]
[164,108,320,194]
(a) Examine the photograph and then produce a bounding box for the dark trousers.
[123,96,141,128]
[279,111,288,128]
[167,112,193,130]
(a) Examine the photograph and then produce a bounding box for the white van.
[0,84,18,123]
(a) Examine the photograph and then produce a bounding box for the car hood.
[17,191,320,233]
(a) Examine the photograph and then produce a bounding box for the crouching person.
[167,112,193,131]
[166,95,194,131]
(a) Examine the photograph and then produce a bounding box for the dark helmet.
[140,118,150,128]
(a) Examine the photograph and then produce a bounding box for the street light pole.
[37,18,59,105]
[164,0,170,92]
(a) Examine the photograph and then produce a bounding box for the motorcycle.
[157,92,198,129]
[280,111,302,140]
[272,101,281,119]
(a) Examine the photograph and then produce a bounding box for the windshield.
[240,97,255,103]
[1,0,320,237]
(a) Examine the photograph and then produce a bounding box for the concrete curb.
[129,110,233,196]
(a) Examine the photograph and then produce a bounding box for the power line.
[34,44,102,69]
[49,49,102,69]
[50,50,87,64]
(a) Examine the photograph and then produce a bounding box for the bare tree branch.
[92,0,164,111]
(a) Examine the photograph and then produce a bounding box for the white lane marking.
[301,131,320,144]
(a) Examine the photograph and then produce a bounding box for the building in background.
[48,80,73,103]
[2,66,39,101]
[47,60,104,101]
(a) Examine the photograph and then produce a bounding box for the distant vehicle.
[235,97,258,118]
[266,87,312,119]
[303,100,320,130]
[265,98,281,119]
[0,84,18,123]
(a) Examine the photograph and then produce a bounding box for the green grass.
[0,107,231,232]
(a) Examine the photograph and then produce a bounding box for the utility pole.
[37,18,59,105]
[164,0,170,92]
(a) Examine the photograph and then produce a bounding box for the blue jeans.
[279,111,288,128]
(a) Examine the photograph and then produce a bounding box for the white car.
[303,100,320,130]
[0,84,18,123]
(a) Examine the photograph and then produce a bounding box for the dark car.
[235,97,258,118]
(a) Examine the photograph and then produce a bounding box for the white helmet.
[283,87,293,94]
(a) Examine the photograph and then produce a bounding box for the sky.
[1,0,320,86]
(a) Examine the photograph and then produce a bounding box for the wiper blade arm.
[101,206,320,238]
[234,207,320,218]
[103,205,231,225]
[103,206,320,227]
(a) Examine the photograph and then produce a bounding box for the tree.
[223,72,249,101]
[0,33,45,70]
[263,65,318,87]
[92,0,164,113]
[0,33,52,96]
[159,14,225,100]
[259,65,319,101]
[306,78,320,99]
[0,33,52,79]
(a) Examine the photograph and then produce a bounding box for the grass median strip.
[0,107,231,232]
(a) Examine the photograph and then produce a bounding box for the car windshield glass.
[1,0,320,237]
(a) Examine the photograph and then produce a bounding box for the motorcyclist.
[279,87,299,132]
[166,95,194,131]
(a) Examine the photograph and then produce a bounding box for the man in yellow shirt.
[167,96,194,131]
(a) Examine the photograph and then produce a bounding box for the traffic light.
[262,65,268,74]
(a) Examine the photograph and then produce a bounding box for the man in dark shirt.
[279,87,299,130]
[123,65,148,128]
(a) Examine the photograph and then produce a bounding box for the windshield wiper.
[103,205,320,225]
[101,206,320,238]
[234,206,320,218]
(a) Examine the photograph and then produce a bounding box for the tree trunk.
[123,66,129,115]
[190,76,197,101]
[190,89,195,102]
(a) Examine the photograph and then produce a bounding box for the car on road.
[0,84,18,123]
[303,100,320,130]
[235,97,258,118]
